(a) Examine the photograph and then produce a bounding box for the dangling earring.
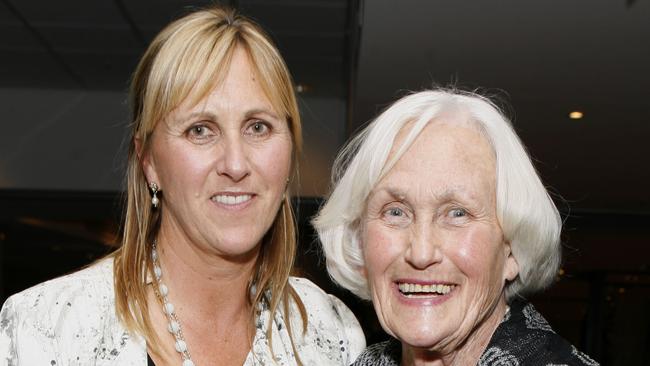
[149,182,160,208]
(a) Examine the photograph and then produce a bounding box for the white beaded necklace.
[151,244,196,366]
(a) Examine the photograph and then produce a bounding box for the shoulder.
[3,257,114,316]
[289,277,349,314]
[0,257,138,364]
[481,300,599,366]
[352,339,401,366]
[287,276,366,364]
[289,277,363,334]
[518,302,598,365]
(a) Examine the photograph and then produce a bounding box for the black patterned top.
[352,300,599,366]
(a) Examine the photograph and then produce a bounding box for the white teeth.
[398,282,454,295]
[212,194,252,205]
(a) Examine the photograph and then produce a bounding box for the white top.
[0,258,365,365]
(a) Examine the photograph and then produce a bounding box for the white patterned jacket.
[0,258,365,366]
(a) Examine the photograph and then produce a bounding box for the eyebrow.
[378,185,467,203]
[377,187,407,200]
[184,111,218,122]
[181,108,281,122]
[244,108,281,121]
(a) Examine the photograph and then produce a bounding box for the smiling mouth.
[397,282,455,297]
[211,194,253,205]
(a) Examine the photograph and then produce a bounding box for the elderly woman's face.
[143,46,292,258]
[362,120,518,355]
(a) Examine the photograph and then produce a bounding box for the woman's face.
[142,46,292,259]
[362,120,518,358]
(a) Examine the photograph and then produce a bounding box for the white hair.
[312,89,562,301]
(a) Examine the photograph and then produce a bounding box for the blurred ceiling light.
[569,111,584,119]
[295,84,310,93]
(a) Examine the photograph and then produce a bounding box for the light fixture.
[569,111,584,119]
[295,84,309,93]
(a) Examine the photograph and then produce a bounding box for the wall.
[0,88,346,197]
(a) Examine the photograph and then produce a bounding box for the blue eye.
[381,205,411,227]
[449,208,468,218]
[388,208,404,217]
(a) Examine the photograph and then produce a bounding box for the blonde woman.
[0,6,364,366]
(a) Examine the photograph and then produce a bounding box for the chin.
[211,236,261,257]
[220,246,261,260]
[392,326,448,351]
[400,336,440,350]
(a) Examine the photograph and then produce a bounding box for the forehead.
[168,48,278,119]
[378,118,496,196]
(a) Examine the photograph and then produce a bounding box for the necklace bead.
[152,244,195,366]
[168,321,181,334]
[164,302,175,315]
[175,340,188,352]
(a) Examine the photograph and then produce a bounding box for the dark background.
[1,1,649,365]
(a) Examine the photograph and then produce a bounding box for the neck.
[154,224,260,316]
[401,300,508,366]
[147,234,259,366]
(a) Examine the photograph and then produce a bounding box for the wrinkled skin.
[362,118,519,365]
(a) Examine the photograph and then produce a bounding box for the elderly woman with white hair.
[313,89,599,365]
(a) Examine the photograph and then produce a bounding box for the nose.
[405,223,442,269]
[216,134,250,182]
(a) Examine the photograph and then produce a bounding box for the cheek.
[452,227,505,283]
[254,138,292,187]
[155,142,213,190]
[362,223,402,284]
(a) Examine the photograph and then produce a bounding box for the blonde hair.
[313,89,562,302]
[111,5,306,358]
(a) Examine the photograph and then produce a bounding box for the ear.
[135,137,159,186]
[503,241,519,282]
